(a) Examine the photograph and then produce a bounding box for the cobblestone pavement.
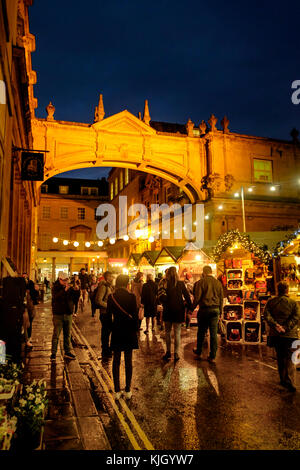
[22,295,110,450]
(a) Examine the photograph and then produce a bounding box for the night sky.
[29,0,300,179]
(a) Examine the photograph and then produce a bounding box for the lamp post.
[241,186,246,233]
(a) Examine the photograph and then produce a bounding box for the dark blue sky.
[29,0,300,179]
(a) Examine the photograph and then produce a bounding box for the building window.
[78,208,85,220]
[41,184,48,194]
[80,187,98,196]
[60,207,68,219]
[125,168,129,185]
[40,233,51,250]
[114,177,118,197]
[94,208,101,220]
[253,159,273,182]
[59,185,69,194]
[120,171,124,191]
[110,183,114,200]
[42,206,50,219]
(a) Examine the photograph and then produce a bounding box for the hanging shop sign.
[21,151,44,181]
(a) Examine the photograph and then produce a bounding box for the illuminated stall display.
[212,230,272,344]
[274,229,300,300]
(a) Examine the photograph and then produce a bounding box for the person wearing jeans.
[191,265,223,363]
[161,267,192,362]
[50,272,77,361]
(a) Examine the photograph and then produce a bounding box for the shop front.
[107,258,128,275]
[212,230,272,345]
[177,242,217,282]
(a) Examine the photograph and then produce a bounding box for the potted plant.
[14,379,48,450]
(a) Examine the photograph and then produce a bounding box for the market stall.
[154,246,184,275]
[127,253,143,279]
[136,251,160,277]
[212,230,272,344]
[177,242,217,282]
[274,229,300,301]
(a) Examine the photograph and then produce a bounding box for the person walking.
[162,266,192,362]
[79,267,90,305]
[107,274,139,400]
[264,281,300,392]
[131,272,144,329]
[71,274,81,317]
[95,271,114,359]
[50,271,76,361]
[141,273,158,334]
[192,265,223,363]
[89,275,99,318]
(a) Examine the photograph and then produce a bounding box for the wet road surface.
[74,300,300,450]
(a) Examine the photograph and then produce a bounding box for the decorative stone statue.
[208,114,218,132]
[46,102,55,121]
[291,128,299,143]
[199,120,207,135]
[201,173,222,196]
[224,174,235,191]
[186,118,194,137]
[221,116,230,133]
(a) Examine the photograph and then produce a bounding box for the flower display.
[0,406,17,450]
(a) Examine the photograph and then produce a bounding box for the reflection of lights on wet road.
[206,369,220,396]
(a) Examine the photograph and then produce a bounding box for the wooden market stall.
[127,253,143,279]
[137,251,160,277]
[274,229,300,300]
[154,246,185,275]
[177,242,217,283]
[212,230,272,345]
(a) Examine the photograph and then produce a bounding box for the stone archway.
[32,109,205,203]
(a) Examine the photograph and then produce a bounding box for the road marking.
[254,360,277,370]
[72,323,155,450]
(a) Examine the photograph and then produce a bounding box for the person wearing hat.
[50,271,77,361]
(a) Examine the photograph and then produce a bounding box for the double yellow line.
[71,323,154,451]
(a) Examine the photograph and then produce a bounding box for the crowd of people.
[23,264,300,400]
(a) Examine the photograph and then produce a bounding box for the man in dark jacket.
[107,274,139,400]
[50,271,76,361]
[79,267,90,304]
[264,281,300,392]
[191,265,223,363]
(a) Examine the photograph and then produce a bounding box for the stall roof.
[155,246,185,264]
[139,250,161,266]
[127,253,142,266]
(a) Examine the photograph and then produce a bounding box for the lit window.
[253,159,273,183]
[125,168,129,185]
[78,208,85,220]
[59,185,69,194]
[81,187,89,195]
[41,184,48,194]
[114,177,118,197]
[80,187,98,196]
[110,183,114,200]
[120,171,124,191]
[60,207,68,219]
[42,206,50,219]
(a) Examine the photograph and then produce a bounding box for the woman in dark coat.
[141,274,158,334]
[162,266,192,362]
[107,274,139,400]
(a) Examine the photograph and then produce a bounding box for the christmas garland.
[212,229,271,264]
[273,228,300,256]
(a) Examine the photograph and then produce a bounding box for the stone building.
[0,0,39,278]
[37,177,109,280]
